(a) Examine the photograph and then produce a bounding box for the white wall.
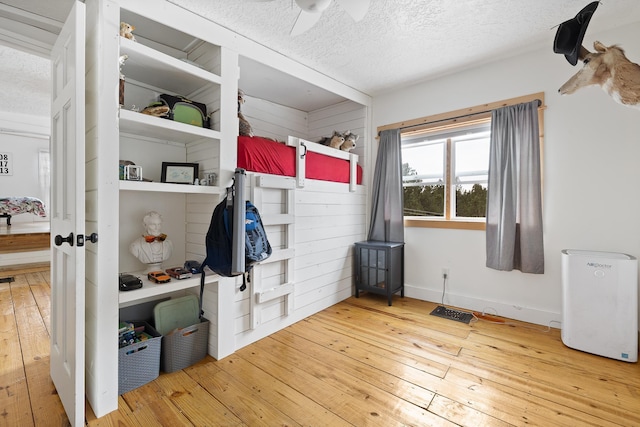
[0,113,50,223]
[372,22,640,327]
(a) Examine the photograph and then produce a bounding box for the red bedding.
[237,136,362,184]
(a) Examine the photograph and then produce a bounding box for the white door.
[49,2,86,426]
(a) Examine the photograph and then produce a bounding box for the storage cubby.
[115,6,224,307]
[119,9,221,131]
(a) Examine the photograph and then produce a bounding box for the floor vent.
[430,305,474,324]
[0,276,15,283]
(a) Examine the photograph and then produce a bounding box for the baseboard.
[404,283,562,328]
[0,250,50,267]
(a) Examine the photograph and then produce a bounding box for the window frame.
[402,118,490,227]
[377,92,545,231]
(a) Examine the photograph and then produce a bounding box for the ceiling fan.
[257,0,371,36]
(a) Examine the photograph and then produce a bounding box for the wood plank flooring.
[1,265,639,426]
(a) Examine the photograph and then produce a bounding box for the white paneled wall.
[241,95,308,142]
[293,181,366,310]
[226,97,367,352]
[308,100,366,164]
[232,177,366,350]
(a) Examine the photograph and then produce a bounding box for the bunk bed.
[237,135,362,191]
[229,133,366,337]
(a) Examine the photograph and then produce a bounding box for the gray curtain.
[368,129,404,243]
[486,100,544,273]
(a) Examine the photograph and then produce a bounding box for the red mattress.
[237,136,362,184]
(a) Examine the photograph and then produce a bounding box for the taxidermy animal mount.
[559,41,640,109]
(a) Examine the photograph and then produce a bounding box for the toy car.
[165,267,192,280]
[184,260,202,274]
[119,273,143,291]
[147,270,171,284]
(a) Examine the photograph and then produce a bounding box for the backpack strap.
[240,273,247,292]
[241,265,255,292]
[199,268,206,318]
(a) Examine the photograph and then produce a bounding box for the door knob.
[77,233,98,246]
[54,232,74,247]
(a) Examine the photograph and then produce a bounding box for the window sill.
[404,218,485,230]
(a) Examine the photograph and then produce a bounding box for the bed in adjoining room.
[0,197,47,226]
[0,197,50,267]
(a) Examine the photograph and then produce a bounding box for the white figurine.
[129,211,173,271]
[119,54,128,79]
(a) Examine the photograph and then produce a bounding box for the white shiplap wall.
[224,99,367,352]
[241,94,308,142]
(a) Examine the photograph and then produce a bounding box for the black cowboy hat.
[553,1,599,65]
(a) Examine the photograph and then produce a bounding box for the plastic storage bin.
[161,318,210,373]
[153,295,209,373]
[118,321,162,395]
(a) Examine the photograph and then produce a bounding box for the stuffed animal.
[340,131,359,152]
[318,131,345,149]
[120,22,136,42]
[238,89,254,137]
[141,104,170,117]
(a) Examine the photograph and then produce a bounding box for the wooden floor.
[2,265,639,426]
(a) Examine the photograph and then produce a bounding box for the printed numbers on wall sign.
[0,153,13,175]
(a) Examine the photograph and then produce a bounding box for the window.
[402,119,490,223]
[377,92,544,230]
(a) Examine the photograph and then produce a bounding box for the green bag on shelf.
[158,94,209,128]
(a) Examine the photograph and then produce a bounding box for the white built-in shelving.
[115,9,223,307]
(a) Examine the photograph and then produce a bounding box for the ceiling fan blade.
[335,0,370,21]
[290,9,322,36]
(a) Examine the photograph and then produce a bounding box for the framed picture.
[161,162,199,185]
[124,164,142,181]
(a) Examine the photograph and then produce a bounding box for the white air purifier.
[561,249,638,362]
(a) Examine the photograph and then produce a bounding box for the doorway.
[0,44,51,266]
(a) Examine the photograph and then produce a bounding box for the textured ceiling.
[2,0,640,117]
[169,0,640,95]
[0,44,50,117]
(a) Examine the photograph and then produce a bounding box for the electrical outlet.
[442,268,449,278]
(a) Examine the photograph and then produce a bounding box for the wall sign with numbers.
[0,153,12,176]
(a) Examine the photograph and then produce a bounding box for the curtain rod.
[398,99,542,133]
[377,94,544,136]
[399,108,492,133]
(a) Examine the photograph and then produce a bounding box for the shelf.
[120,37,221,95]
[119,180,224,194]
[119,108,220,144]
[119,271,219,306]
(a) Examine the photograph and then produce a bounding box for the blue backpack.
[199,191,272,315]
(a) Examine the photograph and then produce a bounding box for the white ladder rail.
[248,174,296,329]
